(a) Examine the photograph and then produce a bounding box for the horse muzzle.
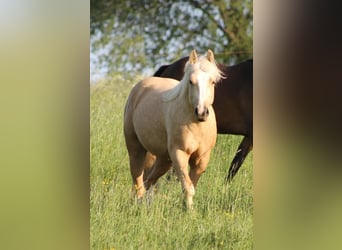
[195,107,209,122]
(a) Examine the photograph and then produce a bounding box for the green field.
[90,74,253,250]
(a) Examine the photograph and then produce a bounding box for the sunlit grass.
[90,74,253,249]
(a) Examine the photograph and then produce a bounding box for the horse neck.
[178,75,189,98]
[176,76,191,106]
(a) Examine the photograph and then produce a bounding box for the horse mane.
[162,78,186,102]
[188,55,224,83]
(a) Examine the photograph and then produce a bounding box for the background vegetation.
[90,74,253,249]
[90,0,253,78]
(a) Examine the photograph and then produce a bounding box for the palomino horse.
[154,57,253,182]
[124,50,222,209]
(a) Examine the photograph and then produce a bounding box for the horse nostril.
[195,107,209,118]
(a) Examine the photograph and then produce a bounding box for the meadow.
[90,73,253,249]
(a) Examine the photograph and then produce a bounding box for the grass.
[90,74,253,250]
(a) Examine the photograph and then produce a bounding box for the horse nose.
[195,107,209,122]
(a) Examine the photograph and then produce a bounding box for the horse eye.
[189,80,194,85]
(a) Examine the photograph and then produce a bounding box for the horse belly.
[133,103,168,157]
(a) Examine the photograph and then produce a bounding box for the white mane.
[162,81,183,102]
[162,54,222,103]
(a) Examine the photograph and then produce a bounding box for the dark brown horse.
[154,57,253,182]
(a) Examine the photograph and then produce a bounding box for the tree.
[91,0,252,76]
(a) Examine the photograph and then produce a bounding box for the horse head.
[185,49,222,122]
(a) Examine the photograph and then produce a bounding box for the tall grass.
[91,74,253,249]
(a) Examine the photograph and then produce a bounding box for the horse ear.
[207,49,215,62]
[189,50,198,64]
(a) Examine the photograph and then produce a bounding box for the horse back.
[153,65,169,77]
[153,57,189,81]
[126,77,178,109]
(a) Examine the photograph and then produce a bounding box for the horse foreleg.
[142,152,156,181]
[144,157,172,190]
[226,136,253,182]
[189,151,211,187]
[170,149,194,209]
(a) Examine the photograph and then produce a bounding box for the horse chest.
[167,122,216,155]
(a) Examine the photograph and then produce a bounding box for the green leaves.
[91,0,253,76]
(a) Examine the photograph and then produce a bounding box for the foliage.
[91,0,253,75]
[90,74,253,249]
